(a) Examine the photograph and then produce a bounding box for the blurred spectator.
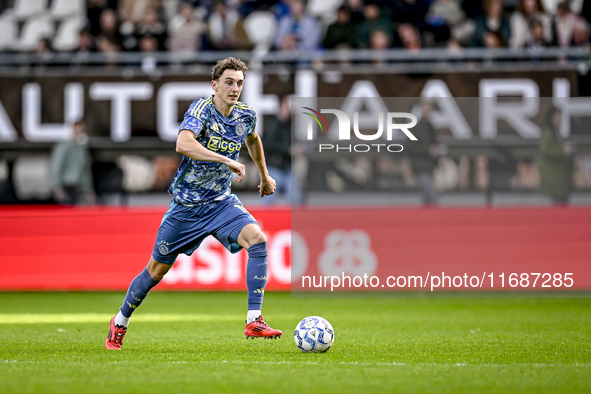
[275,0,320,51]
[120,0,160,23]
[552,0,579,47]
[539,106,572,204]
[391,0,430,33]
[426,0,467,45]
[471,0,511,47]
[461,0,483,20]
[262,95,303,205]
[484,30,506,47]
[573,155,591,190]
[168,1,205,53]
[510,0,551,50]
[96,34,121,53]
[97,8,124,47]
[32,38,54,68]
[526,18,551,49]
[87,0,104,36]
[152,156,180,190]
[404,100,439,204]
[34,38,54,55]
[398,22,422,50]
[511,159,540,190]
[115,155,178,193]
[434,157,460,192]
[371,29,391,49]
[572,18,590,49]
[323,6,358,49]
[117,155,155,192]
[207,0,251,50]
[427,0,466,27]
[139,35,158,72]
[240,0,290,19]
[75,28,97,53]
[96,34,121,67]
[458,154,470,190]
[446,37,462,49]
[50,120,96,205]
[97,34,121,53]
[346,0,366,25]
[273,0,291,20]
[473,154,490,191]
[87,0,113,36]
[356,3,393,49]
[71,29,96,67]
[134,7,168,51]
[370,29,392,64]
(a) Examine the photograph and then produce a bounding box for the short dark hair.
[519,0,545,15]
[557,0,571,13]
[529,17,544,29]
[338,5,351,14]
[211,57,248,81]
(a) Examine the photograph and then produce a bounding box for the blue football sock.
[246,242,268,310]
[120,268,160,318]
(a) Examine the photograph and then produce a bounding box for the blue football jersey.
[168,95,257,205]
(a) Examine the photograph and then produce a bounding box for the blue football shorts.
[151,194,258,265]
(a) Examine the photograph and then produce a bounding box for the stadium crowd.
[0,0,590,54]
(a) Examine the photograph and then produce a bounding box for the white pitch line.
[0,313,242,324]
[2,360,590,368]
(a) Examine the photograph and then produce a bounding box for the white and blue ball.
[294,316,335,353]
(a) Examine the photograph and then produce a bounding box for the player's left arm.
[245,130,276,198]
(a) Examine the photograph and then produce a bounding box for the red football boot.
[244,315,282,339]
[105,316,127,350]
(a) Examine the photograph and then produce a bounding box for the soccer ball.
[294,316,335,353]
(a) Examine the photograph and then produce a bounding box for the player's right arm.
[176,129,245,182]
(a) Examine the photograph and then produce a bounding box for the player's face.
[213,69,245,107]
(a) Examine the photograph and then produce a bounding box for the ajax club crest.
[235,122,246,136]
[159,241,170,255]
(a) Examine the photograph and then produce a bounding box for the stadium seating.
[18,15,55,52]
[243,11,277,52]
[12,155,52,201]
[49,0,85,20]
[7,0,46,20]
[53,16,87,52]
[307,0,344,25]
[0,14,18,51]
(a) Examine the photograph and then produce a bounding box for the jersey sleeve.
[179,98,210,138]
[247,112,257,136]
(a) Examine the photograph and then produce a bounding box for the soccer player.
[105,57,282,350]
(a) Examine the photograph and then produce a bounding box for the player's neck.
[213,94,234,118]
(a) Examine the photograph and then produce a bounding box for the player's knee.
[238,224,268,249]
[246,231,267,249]
[147,257,172,281]
[252,231,267,245]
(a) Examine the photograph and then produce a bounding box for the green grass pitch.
[0,292,589,393]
